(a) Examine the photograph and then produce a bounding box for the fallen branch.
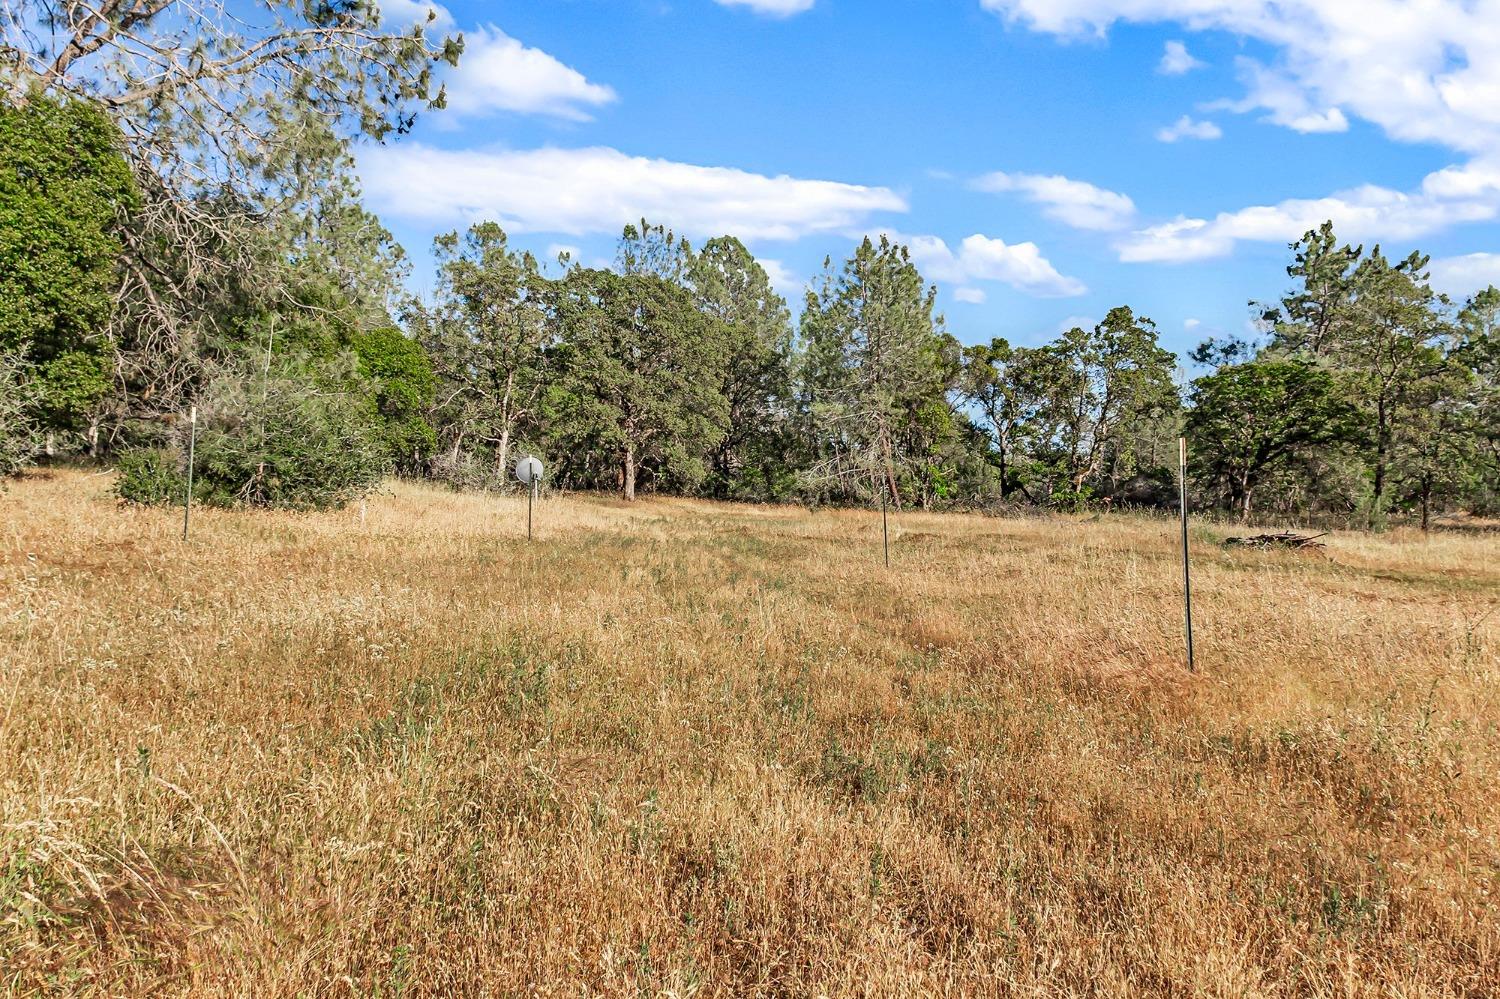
[1224,531,1329,551]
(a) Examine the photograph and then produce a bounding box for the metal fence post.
[1179,436,1195,672]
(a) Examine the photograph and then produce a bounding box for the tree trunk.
[497,425,511,481]
[497,372,516,480]
[997,432,1008,501]
[622,442,637,502]
[1239,471,1253,521]
[1421,476,1432,532]
[1372,399,1389,519]
[879,426,901,510]
[883,467,900,509]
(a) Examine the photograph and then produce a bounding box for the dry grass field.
[2,469,1498,997]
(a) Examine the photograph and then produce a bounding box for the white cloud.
[1184,317,1202,329]
[974,172,1136,231]
[1119,217,1222,263]
[1209,58,1347,134]
[982,1,1500,261]
[360,144,907,241]
[441,27,617,121]
[980,1,1500,154]
[714,0,816,16]
[891,232,1087,297]
[757,258,803,296]
[1158,40,1204,75]
[1429,253,1500,298]
[376,9,612,123]
[380,0,454,27]
[1115,159,1500,262]
[953,287,988,304]
[1156,115,1223,142]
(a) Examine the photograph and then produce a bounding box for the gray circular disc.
[515,456,544,485]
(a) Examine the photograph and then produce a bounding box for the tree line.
[407,222,1180,511]
[396,218,1499,526]
[1,4,1495,526]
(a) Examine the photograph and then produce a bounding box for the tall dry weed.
[1,471,1496,996]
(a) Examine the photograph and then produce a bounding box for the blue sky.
[361,0,1500,360]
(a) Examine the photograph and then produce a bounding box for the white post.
[182,406,197,542]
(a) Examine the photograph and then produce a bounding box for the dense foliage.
[398,218,1497,523]
[0,96,137,452]
[115,356,394,510]
[1,40,1496,522]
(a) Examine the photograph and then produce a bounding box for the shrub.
[114,355,391,511]
[351,327,437,472]
[114,447,184,505]
[428,448,513,493]
[0,352,43,478]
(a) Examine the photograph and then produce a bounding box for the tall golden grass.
[2,469,1497,996]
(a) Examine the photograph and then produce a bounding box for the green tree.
[0,96,137,449]
[1028,308,1178,506]
[1187,359,1362,519]
[960,338,1055,501]
[408,223,551,481]
[1456,287,1500,512]
[1388,361,1481,529]
[1260,221,1361,354]
[549,268,729,501]
[103,119,415,442]
[617,219,692,283]
[5,2,458,455]
[799,236,957,507]
[351,327,437,473]
[1379,286,1499,526]
[688,236,798,500]
[1270,225,1452,522]
[116,354,390,510]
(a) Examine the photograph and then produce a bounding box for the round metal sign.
[515,456,544,485]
